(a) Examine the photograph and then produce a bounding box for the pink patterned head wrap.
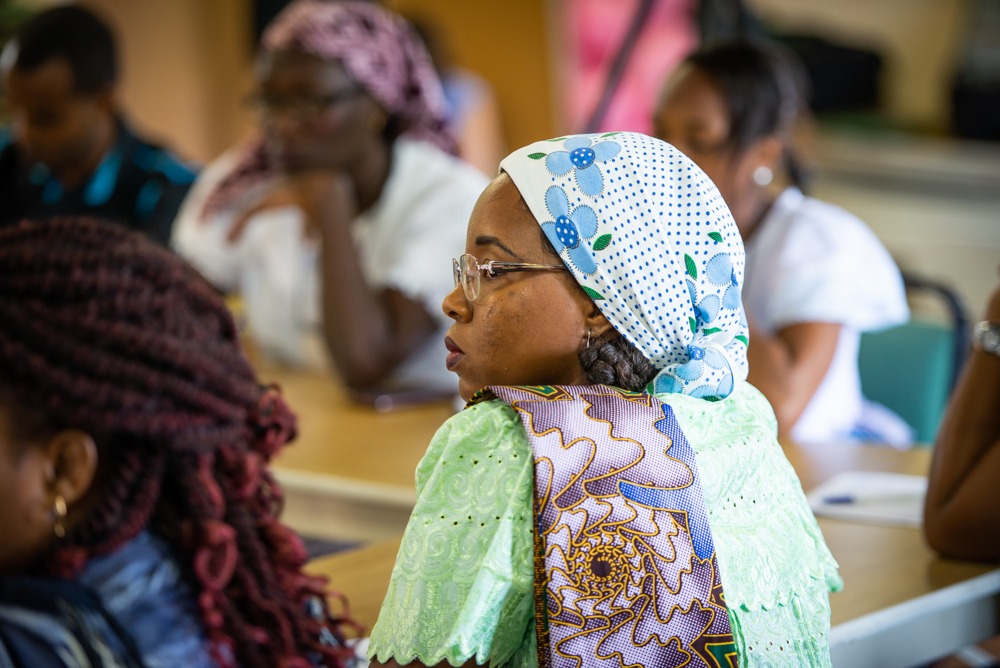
[262,0,451,148]
[201,0,453,218]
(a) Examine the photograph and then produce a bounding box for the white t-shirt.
[172,138,489,392]
[743,187,909,443]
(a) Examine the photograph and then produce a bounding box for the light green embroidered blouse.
[368,384,842,667]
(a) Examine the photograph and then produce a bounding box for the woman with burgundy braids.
[0,218,358,667]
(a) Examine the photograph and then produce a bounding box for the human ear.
[575,290,613,340]
[45,430,98,508]
[365,101,389,137]
[585,310,613,341]
[747,135,784,176]
[93,85,116,116]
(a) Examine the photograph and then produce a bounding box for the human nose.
[442,283,471,323]
[8,114,22,139]
[7,111,27,145]
[264,109,305,141]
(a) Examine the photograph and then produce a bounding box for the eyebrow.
[474,235,525,261]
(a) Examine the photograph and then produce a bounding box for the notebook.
[806,471,928,527]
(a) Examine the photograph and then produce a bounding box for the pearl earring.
[753,166,773,186]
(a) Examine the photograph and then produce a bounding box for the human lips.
[444,336,464,370]
[276,147,312,171]
[267,139,312,171]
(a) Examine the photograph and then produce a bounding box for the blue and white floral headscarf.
[500,132,749,400]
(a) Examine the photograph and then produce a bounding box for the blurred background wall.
[4,0,999,316]
[15,0,989,156]
[384,0,555,153]
[749,0,970,133]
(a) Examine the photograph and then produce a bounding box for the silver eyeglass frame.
[453,253,565,301]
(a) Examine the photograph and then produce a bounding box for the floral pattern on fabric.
[486,384,736,668]
[539,186,600,274]
[656,246,749,399]
[654,338,737,399]
[541,136,621,197]
[705,252,743,311]
[501,133,750,401]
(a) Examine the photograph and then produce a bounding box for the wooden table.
[255,359,455,541]
[260,361,454,486]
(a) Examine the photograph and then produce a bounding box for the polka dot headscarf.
[500,132,749,400]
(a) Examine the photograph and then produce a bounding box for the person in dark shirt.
[0,4,196,246]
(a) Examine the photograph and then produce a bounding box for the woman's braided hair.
[579,330,659,392]
[0,218,356,667]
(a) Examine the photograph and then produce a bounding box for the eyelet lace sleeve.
[368,399,537,667]
[669,384,843,666]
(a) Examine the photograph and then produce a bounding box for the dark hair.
[684,40,810,189]
[12,5,118,94]
[580,331,659,391]
[0,219,355,667]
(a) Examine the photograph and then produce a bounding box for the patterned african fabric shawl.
[474,384,737,668]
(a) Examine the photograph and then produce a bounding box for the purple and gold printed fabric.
[476,384,737,668]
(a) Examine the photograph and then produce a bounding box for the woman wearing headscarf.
[653,41,910,445]
[367,132,841,667]
[172,0,488,393]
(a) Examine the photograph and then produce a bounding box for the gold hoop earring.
[53,495,67,539]
[586,329,592,349]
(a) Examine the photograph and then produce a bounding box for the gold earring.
[586,329,592,349]
[53,495,67,539]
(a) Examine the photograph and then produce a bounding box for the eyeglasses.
[246,87,363,122]
[453,253,565,302]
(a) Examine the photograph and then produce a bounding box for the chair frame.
[902,272,969,392]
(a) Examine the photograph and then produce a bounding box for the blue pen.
[822,492,922,505]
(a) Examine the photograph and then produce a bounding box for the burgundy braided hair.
[0,218,359,667]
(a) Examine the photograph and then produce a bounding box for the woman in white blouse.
[172,1,487,394]
[654,41,909,444]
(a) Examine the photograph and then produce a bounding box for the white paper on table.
[806,471,928,527]
[346,636,370,667]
